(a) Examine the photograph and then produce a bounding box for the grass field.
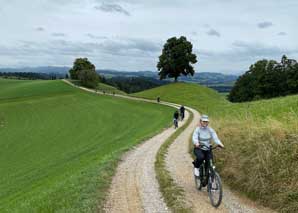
[68,79,126,95]
[0,79,172,212]
[134,82,298,212]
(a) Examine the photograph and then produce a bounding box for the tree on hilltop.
[69,58,99,88]
[69,58,96,80]
[157,36,197,82]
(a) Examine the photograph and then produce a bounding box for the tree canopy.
[228,55,298,102]
[157,36,197,82]
[69,58,99,88]
[69,58,96,80]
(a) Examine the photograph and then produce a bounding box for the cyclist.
[180,105,185,120]
[173,110,179,128]
[192,115,224,176]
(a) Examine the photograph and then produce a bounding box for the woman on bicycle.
[192,115,224,176]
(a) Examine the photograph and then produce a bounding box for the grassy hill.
[134,82,298,212]
[97,82,126,95]
[0,78,173,212]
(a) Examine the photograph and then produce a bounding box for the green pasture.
[0,79,172,212]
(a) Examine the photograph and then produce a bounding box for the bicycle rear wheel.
[208,171,223,208]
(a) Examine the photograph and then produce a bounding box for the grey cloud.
[52,33,66,37]
[278,32,287,36]
[0,38,160,59]
[207,29,221,37]
[86,33,108,39]
[0,38,161,69]
[258,21,273,29]
[94,3,130,16]
[196,41,298,73]
[35,27,45,31]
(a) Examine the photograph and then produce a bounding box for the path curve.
[62,80,186,212]
[62,80,274,213]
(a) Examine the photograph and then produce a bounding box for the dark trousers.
[193,148,213,169]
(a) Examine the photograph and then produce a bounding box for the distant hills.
[0,66,238,92]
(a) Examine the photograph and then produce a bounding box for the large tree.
[69,58,96,80]
[69,58,99,88]
[157,36,197,82]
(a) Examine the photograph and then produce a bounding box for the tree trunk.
[174,76,178,82]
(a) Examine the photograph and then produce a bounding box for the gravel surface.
[63,80,275,213]
[166,107,275,213]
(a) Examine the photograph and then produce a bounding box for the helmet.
[200,115,209,122]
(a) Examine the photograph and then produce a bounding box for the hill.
[0,78,172,212]
[134,82,298,212]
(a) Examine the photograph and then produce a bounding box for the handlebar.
[196,144,224,150]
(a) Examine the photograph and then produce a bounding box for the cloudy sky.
[0,0,297,74]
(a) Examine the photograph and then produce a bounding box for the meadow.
[134,82,298,212]
[0,79,172,212]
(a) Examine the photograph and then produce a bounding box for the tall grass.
[134,82,298,212]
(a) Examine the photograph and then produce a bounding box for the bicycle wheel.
[207,171,223,208]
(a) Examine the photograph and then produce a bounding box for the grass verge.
[155,110,194,213]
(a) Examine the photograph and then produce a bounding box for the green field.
[68,79,126,95]
[134,82,298,212]
[0,79,172,212]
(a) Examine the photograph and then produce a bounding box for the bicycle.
[194,145,223,208]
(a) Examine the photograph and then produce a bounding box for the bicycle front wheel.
[208,171,223,208]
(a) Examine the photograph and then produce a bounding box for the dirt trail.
[62,80,275,213]
[166,107,274,213]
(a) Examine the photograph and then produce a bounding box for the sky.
[0,0,297,74]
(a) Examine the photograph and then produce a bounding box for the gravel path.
[166,107,275,213]
[62,80,275,213]
[103,102,186,213]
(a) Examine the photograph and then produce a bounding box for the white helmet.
[200,115,209,122]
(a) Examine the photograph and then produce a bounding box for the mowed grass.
[0,79,172,212]
[134,82,298,212]
[69,79,126,95]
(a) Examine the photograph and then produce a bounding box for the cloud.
[0,38,161,64]
[258,21,273,29]
[206,29,221,37]
[35,27,45,32]
[52,33,66,37]
[196,41,298,73]
[86,33,108,40]
[277,32,287,36]
[94,3,130,16]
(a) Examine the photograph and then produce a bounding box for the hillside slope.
[134,82,298,212]
[0,79,172,212]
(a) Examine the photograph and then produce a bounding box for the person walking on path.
[173,110,179,129]
[180,105,185,121]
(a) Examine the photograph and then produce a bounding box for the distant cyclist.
[173,110,179,129]
[180,105,185,121]
[192,115,224,176]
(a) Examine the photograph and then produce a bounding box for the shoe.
[194,168,200,176]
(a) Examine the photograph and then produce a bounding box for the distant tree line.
[0,72,63,80]
[228,55,298,102]
[101,76,168,93]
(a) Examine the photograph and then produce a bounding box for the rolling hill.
[0,78,173,212]
[134,82,298,212]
